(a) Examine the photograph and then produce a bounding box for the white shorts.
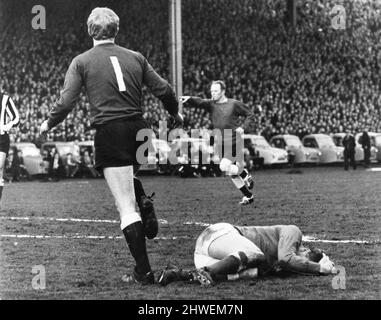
[194,223,263,269]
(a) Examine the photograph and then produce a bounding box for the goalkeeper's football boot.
[158,262,195,286]
[239,195,254,206]
[137,192,158,240]
[242,169,254,190]
[190,268,215,287]
[122,268,155,285]
[158,263,181,286]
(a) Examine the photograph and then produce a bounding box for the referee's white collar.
[93,39,115,47]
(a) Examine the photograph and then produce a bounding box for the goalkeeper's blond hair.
[87,7,119,40]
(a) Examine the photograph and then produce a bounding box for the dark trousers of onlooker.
[6,166,21,182]
[344,151,356,170]
[363,147,371,167]
[81,165,100,178]
[52,168,61,181]
[66,165,79,178]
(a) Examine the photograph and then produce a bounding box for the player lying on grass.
[181,81,261,205]
[159,222,337,286]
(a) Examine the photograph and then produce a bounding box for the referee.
[40,7,183,284]
[0,93,20,206]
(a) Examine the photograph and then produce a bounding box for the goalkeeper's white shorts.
[194,222,262,269]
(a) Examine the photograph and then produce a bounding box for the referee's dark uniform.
[46,37,179,284]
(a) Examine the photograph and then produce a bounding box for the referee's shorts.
[94,118,149,171]
[0,133,10,155]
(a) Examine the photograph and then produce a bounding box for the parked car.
[153,139,171,164]
[355,132,381,163]
[78,140,95,156]
[302,134,344,163]
[243,134,288,165]
[139,138,171,172]
[333,133,377,163]
[10,142,49,175]
[41,141,78,162]
[169,137,214,165]
[269,134,321,164]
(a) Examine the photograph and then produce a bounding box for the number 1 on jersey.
[110,56,126,92]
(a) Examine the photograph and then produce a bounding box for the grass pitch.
[0,166,380,299]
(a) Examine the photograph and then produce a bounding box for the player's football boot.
[190,268,215,287]
[239,195,254,206]
[137,192,158,240]
[242,169,254,190]
[122,268,155,285]
[158,262,182,286]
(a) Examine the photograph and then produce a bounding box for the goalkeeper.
[159,223,337,286]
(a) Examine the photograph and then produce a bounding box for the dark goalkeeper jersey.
[48,42,178,128]
[235,225,321,275]
[185,97,255,131]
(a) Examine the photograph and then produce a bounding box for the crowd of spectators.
[1,0,381,147]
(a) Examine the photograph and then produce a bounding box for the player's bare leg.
[104,166,154,284]
[219,158,254,205]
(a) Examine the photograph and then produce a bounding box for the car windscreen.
[285,137,302,147]
[19,146,40,157]
[317,136,335,147]
[57,145,75,156]
[333,136,343,146]
[252,137,270,148]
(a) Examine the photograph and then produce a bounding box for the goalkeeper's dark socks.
[134,177,146,201]
[205,255,241,278]
[122,221,151,275]
[239,186,252,198]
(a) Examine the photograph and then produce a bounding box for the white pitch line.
[0,216,120,224]
[0,233,378,244]
[366,168,381,172]
[183,221,211,227]
[0,216,201,226]
[0,216,170,225]
[0,234,190,240]
[0,216,379,244]
[302,236,376,244]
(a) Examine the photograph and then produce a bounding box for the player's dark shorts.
[94,118,149,171]
[0,133,10,154]
[215,133,243,162]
